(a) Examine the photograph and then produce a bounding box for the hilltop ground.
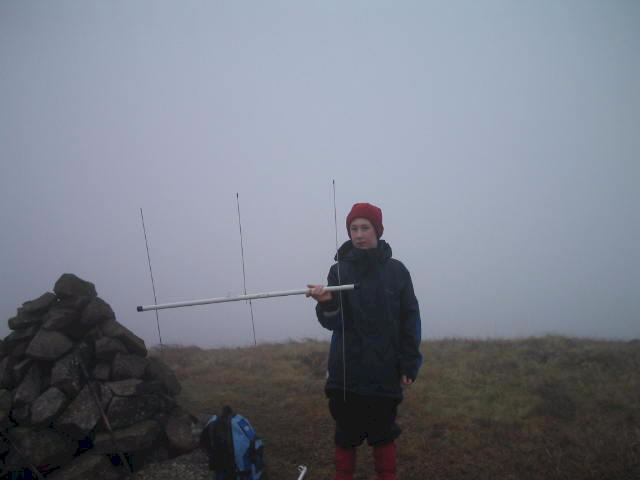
[138,336,640,480]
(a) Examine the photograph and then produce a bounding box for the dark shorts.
[327,390,401,448]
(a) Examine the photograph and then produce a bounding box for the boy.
[307,202,422,480]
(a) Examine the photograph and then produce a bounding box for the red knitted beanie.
[346,203,384,238]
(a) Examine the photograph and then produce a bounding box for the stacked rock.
[0,274,200,479]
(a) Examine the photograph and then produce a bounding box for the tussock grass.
[152,336,640,479]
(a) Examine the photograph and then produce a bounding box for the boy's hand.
[306,284,333,303]
[401,375,413,386]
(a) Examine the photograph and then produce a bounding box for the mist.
[1,0,638,348]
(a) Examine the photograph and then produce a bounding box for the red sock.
[335,445,356,480]
[373,442,396,480]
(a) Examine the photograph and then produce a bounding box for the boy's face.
[349,218,378,249]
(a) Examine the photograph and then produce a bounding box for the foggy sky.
[1,0,638,348]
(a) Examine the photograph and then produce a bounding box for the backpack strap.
[208,406,237,476]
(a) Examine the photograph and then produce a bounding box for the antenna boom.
[137,284,356,312]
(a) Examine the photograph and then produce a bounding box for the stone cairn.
[0,274,201,479]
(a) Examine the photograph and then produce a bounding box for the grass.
[151,336,640,479]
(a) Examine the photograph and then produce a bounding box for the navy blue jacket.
[316,240,422,399]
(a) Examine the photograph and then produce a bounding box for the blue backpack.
[200,406,264,480]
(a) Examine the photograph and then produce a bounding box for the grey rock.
[11,358,32,385]
[151,408,171,427]
[55,384,104,436]
[93,362,111,381]
[112,353,149,380]
[95,337,127,361]
[21,292,58,314]
[40,372,51,391]
[13,363,41,405]
[107,394,174,430]
[5,426,77,472]
[51,350,87,397]
[26,329,74,361]
[99,381,113,412]
[99,318,147,356]
[10,403,30,424]
[0,436,8,458]
[103,378,162,397]
[137,380,165,395]
[83,325,104,345]
[0,356,15,389]
[75,340,94,364]
[46,452,125,480]
[4,325,39,345]
[92,419,161,453]
[146,357,181,396]
[80,297,115,327]
[105,378,143,396]
[8,310,44,330]
[0,389,12,418]
[10,340,29,358]
[57,295,92,312]
[31,386,67,425]
[54,273,97,299]
[42,307,80,331]
[0,435,7,457]
[164,409,199,451]
[67,324,95,341]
